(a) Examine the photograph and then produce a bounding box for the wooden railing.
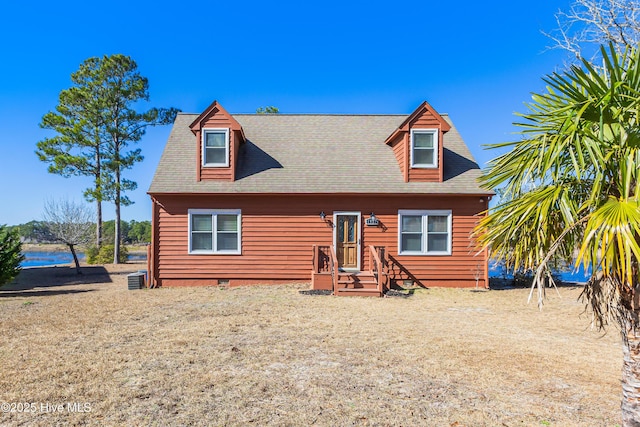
[312,245,338,292]
[329,246,338,292]
[368,245,387,294]
[312,245,331,273]
[312,244,317,273]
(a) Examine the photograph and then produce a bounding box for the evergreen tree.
[0,225,24,286]
[37,54,179,262]
[256,106,279,114]
[37,70,107,248]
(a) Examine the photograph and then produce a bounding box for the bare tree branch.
[544,0,640,61]
[43,199,94,274]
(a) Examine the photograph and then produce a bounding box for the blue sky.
[0,0,572,226]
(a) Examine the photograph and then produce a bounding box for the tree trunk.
[114,169,121,264]
[95,133,102,248]
[68,243,82,275]
[621,318,640,426]
[96,199,102,248]
[114,206,121,264]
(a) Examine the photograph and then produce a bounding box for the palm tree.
[477,44,640,426]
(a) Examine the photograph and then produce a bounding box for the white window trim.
[398,210,452,256]
[188,209,241,254]
[410,128,439,168]
[202,128,230,167]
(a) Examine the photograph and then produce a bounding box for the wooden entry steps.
[335,272,383,297]
[311,245,388,297]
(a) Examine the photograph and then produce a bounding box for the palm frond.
[578,196,640,285]
[477,43,640,324]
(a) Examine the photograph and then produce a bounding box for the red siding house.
[147,101,492,296]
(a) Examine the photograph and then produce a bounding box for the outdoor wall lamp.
[365,212,379,226]
[319,211,326,221]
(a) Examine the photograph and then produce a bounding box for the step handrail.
[329,246,338,292]
[312,244,318,273]
[369,245,384,294]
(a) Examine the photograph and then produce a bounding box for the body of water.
[21,251,146,268]
[21,251,588,281]
[21,251,83,268]
[488,261,591,284]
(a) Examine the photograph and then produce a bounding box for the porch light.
[319,211,326,221]
[365,212,379,227]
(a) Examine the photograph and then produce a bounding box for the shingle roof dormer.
[148,102,489,195]
[189,101,246,182]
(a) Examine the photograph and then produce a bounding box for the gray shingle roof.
[148,113,489,195]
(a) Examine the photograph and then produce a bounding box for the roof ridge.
[234,113,408,116]
[177,112,451,117]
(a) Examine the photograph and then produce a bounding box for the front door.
[334,212,361,270]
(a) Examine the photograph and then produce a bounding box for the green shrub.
[86,244,128,264]
[85,246,99,264]
[0,224,24,286]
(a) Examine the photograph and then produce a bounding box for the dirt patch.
[384,289,413,298]
[0,267,622,426]
[298,289,332,296]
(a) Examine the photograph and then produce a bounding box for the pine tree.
[37,54,179,262]
[0,225,24,286]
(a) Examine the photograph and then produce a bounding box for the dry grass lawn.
[0,263,622,426]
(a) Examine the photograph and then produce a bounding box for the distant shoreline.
[22,243,68,252]
[22,243,148,255]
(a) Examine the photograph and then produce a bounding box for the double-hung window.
[189,209,241,254]
[202,128,229,167]
[410,129,438,168]
[398,210,451,255]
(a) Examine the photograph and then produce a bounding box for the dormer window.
[203,128,229,167]
[410,129,438,168]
